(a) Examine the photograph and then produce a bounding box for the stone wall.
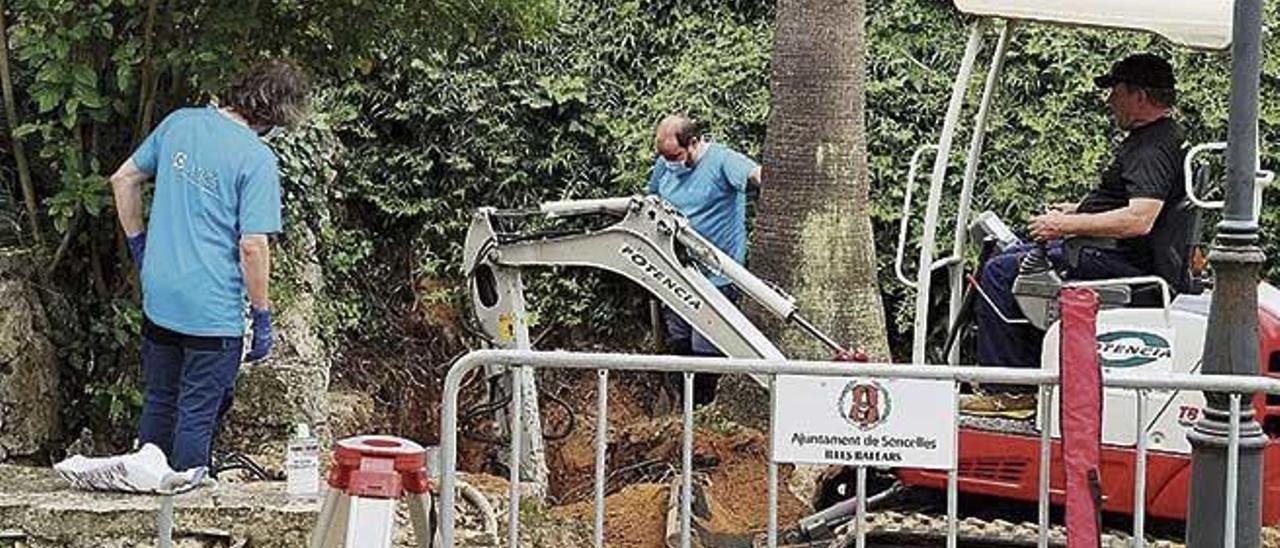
[219,225,331,470]
[0,464,313,547]
[0,464,524,547]
[0,250,59,463]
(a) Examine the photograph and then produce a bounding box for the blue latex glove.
[245,307,273,362]
[127,232,147,270]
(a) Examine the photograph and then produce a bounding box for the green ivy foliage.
[5,0,1280,448]
[0,0,555,452]
[313,0,1280,364]
[309,0,774,347]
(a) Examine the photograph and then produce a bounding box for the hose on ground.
[457,479,499,540]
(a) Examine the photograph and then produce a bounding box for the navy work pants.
[137,318,242,471]
[661,284,740,405]
[976,242,1141,391]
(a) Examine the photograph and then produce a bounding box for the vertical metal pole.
[1136,389,1157,542]
[508,366,523,548]
[946,21,1014,364]
[441,369,463,547]
[157,494,174,548]
[1226,394,1242,548]
[911,20,985,365]
[767,375,779,548]
[947,382,960,548]
[681,372,694,548]
[1037,385,1052,548]
[855,467,867,548]
[594,369,609,548]
[1134,389,1148,547]
[1186,1,1267,546]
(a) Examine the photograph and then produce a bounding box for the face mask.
[663,158,692,177]
[258,126,284,141]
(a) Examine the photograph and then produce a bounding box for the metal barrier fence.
[439,349,1280,548]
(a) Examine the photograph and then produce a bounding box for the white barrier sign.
[773,376,956,470]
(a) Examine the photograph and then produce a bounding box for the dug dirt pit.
[557,483,670,547]
[544,371,810,546]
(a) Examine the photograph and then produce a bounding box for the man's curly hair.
[225,59,309,128]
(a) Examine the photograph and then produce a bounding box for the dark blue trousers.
[975,242,1142,390]
[662,284,740,405]
[137,318,242,471]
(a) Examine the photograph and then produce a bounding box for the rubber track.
[824,510,1184,548]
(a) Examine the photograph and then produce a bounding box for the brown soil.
[701,431,810,533]
[542,370,677,505]
[541,370,811,545]
[556,483,670,548]
[335,347,808,546]
[1266,527,1280,548]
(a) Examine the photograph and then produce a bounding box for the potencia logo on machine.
[1097,330,1172,368]
[838,381,891,431]
[619,244,703,311]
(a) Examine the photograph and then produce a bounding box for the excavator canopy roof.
[954,0,1233,50]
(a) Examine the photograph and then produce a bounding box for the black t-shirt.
[1076,117,1186,269]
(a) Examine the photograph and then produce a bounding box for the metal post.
[441,373,461,548]
[681,372,693,548]
[1037,385,1051,548]
[1186,1,1267,545]
[947,382,960,548]
[157,494,174,548]
[855,467,867,548]
[594,369,608,548]
[508,366,524,548]
[1134,389,1148,547]
[767,375,779,548]
[1226,394,1243,548]
[911,21,984,364]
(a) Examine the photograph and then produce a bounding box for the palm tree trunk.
[0,0,43,246]
[754,0,889,360]
[739,0,890,507]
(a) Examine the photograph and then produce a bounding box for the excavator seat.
[1129,196,1204,307]
[1060,156,1208,309]
[1006,194,1203,330]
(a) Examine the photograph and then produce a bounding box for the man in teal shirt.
[648,114,762,405]
[110,59,308,471]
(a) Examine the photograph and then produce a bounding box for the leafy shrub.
[5,0,1280,448]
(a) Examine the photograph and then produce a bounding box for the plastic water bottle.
[286,423,319,501]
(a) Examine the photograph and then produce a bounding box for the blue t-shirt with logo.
[131,107,282,337]
[647,142,758,287]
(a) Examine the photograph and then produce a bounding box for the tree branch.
[0,0,43,246]
[45,212,79,277]
[132,0,160,144]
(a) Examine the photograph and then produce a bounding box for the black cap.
[1093,53,1176,90]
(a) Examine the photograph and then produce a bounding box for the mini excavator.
[459,1,1280,544]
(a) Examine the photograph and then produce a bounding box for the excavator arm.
[464,194,846,371]
[460,195,847,496]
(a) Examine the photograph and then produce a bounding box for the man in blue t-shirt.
[109,59,308,471]
[648,114,762,405]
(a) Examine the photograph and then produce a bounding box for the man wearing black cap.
[963,53,1186,418]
